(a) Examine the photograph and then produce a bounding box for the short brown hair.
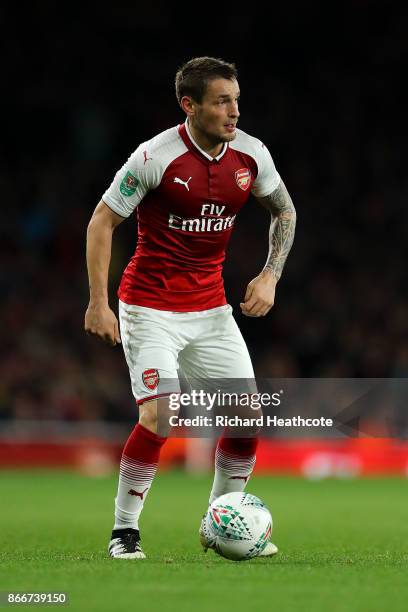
[175,56,238,105]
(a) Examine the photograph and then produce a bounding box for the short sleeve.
[102,144,161,218]
[251,141,281,198]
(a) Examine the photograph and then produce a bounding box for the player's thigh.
[180,307,255,382]
[119,301,182,404]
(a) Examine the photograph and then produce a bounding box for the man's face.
[190,78,240,143]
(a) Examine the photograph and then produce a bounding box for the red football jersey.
[102,121,280,311]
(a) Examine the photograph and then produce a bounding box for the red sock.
[122,422,167,462]
[209,435,258,504]
[218,435,259,457]
[114,423,167,530]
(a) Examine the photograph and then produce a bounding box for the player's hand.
[240,270,277,317]
[84,301,121,346]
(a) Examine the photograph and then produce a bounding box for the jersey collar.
[183,119,228,162]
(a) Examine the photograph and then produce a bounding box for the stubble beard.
[220,131,237,143]
[206,125,237,146]
[191,115,237,147]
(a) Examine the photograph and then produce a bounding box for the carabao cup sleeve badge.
[120,171,140,196]
[142,369,160,391]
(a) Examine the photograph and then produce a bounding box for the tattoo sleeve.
[256,180,297,280]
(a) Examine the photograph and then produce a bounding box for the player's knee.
[139,401,158,432]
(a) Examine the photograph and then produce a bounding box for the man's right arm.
[84,200,125,346]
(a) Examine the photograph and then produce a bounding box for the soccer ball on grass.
[202,491,272,561]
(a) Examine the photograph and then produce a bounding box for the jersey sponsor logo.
[169,203,236,233]
[235,168,251,191]
[120,171,139,196]
[174,176,192,191]
[169,213,236,232]
[143,150,152,165]
[142,368,160,390]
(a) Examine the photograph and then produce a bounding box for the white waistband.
[119,300,232,319]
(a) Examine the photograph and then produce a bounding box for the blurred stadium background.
[1,3,407,477]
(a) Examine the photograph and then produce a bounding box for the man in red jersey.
[85,57,296,559]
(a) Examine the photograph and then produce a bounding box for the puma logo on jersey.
[143,150,152,165]
[174,177,192,191]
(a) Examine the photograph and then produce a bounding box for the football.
[203,492,273,561]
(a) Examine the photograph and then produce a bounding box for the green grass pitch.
[0,470,407,611]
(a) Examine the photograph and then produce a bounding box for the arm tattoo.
[257,180,296,280]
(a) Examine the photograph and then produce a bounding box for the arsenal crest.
[142,368,160,391]
[235,168,251,191]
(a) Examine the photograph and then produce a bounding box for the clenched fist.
[240,270,278,317]
[84,302,121,346]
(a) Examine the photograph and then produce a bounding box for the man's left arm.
[240,179,296,317]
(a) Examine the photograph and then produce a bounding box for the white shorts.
[119,300,255,405]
